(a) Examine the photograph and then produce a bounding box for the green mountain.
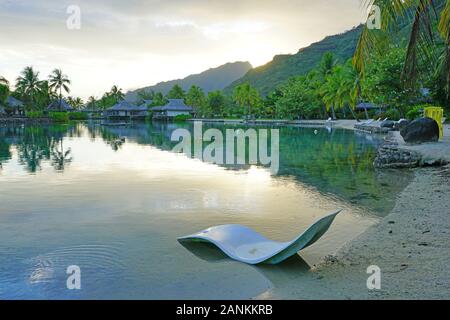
[126,61,252,101]
[225,25,364,96]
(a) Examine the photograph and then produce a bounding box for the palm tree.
[354,0,450,99]
[72,97,84,110]
[233,83,261,118]
[0,76,9,85]
[49,69,71,111]
[87,96,97,109]
[15,66,42,108]
[110,85,124,102]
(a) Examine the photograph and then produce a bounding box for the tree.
[0,76,9,86]
[166,84,185,99]
[49,69,71,111]
[110,85,125,102]
[87,96,97,109]
[67,97,84,110]
[361,48,420,116]
[185,85,206,116]
[35,80,54,110]
[354,0,450,105]
[15,66,42,109]
[0,83,9,106]
[207,91,226,117]
[233,82,263,118]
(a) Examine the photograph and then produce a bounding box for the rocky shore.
[374,126,450,169]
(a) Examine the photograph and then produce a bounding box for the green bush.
[68,112,88,120]
[173,114,193,122]
[26,111,44,119]
[406,105,425,120]
[49,112,69,123]
[382,108,401,121]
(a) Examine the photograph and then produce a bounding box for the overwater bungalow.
[5,96,25,116]
[151,99,193,120]
[105,101,149,119]
[47,99,74,112]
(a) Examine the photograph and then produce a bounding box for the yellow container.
[424,107,444,140]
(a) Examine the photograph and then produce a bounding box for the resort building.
[5,96,25,116]
[151,99,193,120]
[105,101,149,119]
[47,99,74,112]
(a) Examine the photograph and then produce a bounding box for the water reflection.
[0,121,415,299]
[0,121,413,213]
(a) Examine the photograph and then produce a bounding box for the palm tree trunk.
[331,105,337,120]
[59,86,62,111]
[364,108,369,120]
[348,105,358,121]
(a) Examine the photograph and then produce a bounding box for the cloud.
[0,0,367,98]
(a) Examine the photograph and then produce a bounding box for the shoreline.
[267,166,450,299]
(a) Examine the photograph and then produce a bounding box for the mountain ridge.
[224,25,364,96]
[125,61,252,101]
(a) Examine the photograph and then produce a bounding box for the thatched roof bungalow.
[105,101,149,118]
[4,96,25,115]
[48,99,74,112]
[151,99,193,119]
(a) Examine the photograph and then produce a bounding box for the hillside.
[126,61,252,101]
[225,25,364,96]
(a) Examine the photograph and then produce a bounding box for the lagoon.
[0,122,413,299]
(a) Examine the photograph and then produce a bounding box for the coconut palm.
[354,0,450,98]
[110,85,125,102]
[71,97,84,110]
[233,82,262,117]
[0,76,9,85]
[87,96,97,109]
[15,66,42,107]
[49,69,71,111]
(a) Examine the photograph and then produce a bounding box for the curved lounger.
[178,210,342,265]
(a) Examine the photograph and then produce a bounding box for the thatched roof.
[48,99,74,111]
[6,96,24,108]
[107,100,147,112]
[151,99,193,112]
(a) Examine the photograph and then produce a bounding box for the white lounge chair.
[178,210,341,265]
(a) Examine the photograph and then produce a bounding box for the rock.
[400,117,440,144]
[381,120,395,128]
[394,119,410,130]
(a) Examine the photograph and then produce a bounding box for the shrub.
[383,108,401,121]
[68,112,88,120]
[173,114,193,122]
[26,111,44,119]
[406,105,425,120]
[49,112,69,123]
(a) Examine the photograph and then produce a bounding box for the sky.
[0,0,368,99]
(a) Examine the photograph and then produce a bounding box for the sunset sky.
[0,0,368,99]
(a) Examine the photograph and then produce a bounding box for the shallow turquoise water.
[0,122,412,299]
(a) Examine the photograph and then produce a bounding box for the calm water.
[0,122,413,299]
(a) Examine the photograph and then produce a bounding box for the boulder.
[380,120,395,128]
[394,119,410,131]
[400,117,439,144]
